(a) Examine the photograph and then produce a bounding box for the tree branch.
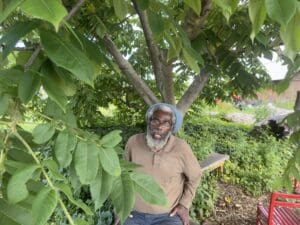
[64,0,85,21]
[24,45,41,71]
[161,50,175,104]
[177,71,210,115]
[183,0,212,41]
[24,0,86,70]
[132,0,167,100]
[103,34,159,105]
[13,131,75,225]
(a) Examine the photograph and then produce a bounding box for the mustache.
[146,126,172,150]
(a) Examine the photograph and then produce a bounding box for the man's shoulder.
[127,133,145,145]
[171,135,193,154]
[173,135,190,147]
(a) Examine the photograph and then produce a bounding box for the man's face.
[149,110,173,140]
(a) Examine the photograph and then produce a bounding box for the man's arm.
[178,143,202,209]
[170,204,190,225]
[170,142,201,225]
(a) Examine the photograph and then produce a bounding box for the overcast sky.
[259,57,287,80]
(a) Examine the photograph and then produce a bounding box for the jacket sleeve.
[179,142,202,209]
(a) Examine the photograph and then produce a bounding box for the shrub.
[182,115,294,197]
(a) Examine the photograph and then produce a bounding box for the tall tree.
[1,0,299,115]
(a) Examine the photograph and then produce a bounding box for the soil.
[203,182,270,225]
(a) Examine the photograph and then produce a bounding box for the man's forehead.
[152,110,173,118]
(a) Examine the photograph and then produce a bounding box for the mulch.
[203,182,270,225]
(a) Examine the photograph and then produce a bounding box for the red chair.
[256,192,300,225]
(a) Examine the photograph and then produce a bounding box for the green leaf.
[113,0,128,20]
[0,198,33,225]
[110,172,135,224]
[135,0,149,10]
[74,219,89,225]
[265,0,297,27]
[80,36,104,71]
[32,123,56,144]
[90,166,114,210]
[42,159,66,181]
[74,141,99,184]
[0,0,24,24]
[290,130,300,145]
[41,61,68,112]
[56,183,93,215]
[20,0,67,31]
[184,0,201,16]
[5,160,31,175]
[95,19,108,39]
[18,71,40,104]
[69,162,81,192]
[100,130,122,148]
[214,0,238,22]
[130,172,167,206]
[182,48,200,73]
[32,187,58,225]
[147,10,165,37]
[55,131,77,169]
[40,30,95,86]
[54,67,77,97]
[120,160,142,171]
[0,94,10,116]
[99,147,121,177]
[286,112,300,129]
[249,0,266,41]
[280,6,300,60]
[0,69,23,85]
[44,100,77,128]
[7,164,39,204]
[165,33,182,60]
[0,21,39,59]
[290,165,300,182]
[273,78,290,94]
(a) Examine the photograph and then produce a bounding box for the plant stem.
[13,131,75,225]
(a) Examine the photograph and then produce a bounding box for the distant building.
[257,72,300,102]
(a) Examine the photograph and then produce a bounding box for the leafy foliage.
[182,114,294,196]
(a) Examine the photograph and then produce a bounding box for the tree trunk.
[177,71,210,115]
[103,35,159,105]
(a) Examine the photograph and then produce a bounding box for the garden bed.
[203,182,269,225]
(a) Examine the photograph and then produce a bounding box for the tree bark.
[103,35,159,105]
[177,71,210,115]
[183,0,212,40]
[161,51,175,104]
[132,0,168,101]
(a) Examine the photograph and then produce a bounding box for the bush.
[182,115,294,197]
[189,175,218,222]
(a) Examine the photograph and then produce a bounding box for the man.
[124,103,202,225]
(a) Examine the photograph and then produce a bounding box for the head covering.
[146,103,183,133]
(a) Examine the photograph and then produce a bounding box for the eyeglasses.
[150,118,172,129]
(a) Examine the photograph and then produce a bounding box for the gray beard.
[146,128,171,151]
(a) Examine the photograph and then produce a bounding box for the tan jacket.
[125,133,202,214]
